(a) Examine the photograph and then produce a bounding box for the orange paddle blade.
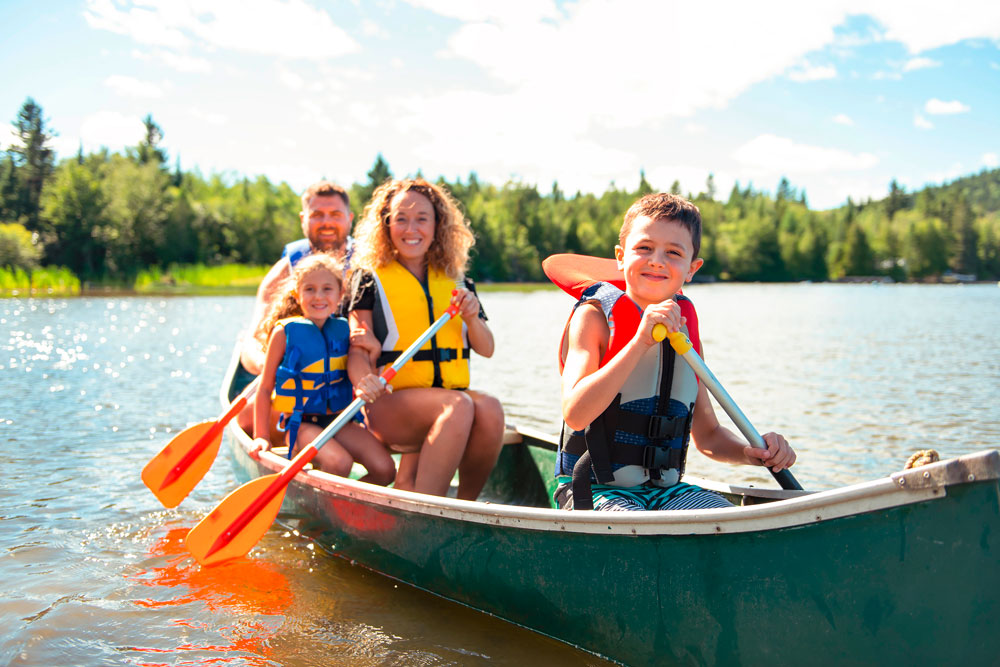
[185,474,287,566]
[142,420,223,508]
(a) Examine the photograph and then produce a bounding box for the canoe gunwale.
[227,418,1000,536]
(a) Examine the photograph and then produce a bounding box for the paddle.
[185,303,462,566]
[142,377,261,508]
[653,323,803,491]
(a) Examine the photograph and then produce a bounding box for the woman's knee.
[473,394,505,432]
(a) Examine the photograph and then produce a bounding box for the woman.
[346,178,505,499]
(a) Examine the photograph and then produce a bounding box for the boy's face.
[615,215,703,308]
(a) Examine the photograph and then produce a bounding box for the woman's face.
[388,189,435,268]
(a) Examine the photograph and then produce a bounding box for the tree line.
[2,97,999,285]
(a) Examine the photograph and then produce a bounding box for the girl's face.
[296,268,341,325]
[388,190,435,270]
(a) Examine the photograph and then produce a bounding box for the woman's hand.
[451,287,481,321]
[350,323,380,358]
[355,372,389,403]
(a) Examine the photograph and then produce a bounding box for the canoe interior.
[225,353,801,509]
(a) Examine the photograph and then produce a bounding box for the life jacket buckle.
[642,445,683,471]
[646,414,684,440]
[436,348,458,362]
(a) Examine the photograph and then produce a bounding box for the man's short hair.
[301,180,350,209]
[620,193,702,257]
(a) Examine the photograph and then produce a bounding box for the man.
[240,180,354,375]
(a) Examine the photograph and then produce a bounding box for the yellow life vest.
[371,261,469,390]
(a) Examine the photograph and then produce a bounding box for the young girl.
[251,252,395,485]
[346,178,505,499]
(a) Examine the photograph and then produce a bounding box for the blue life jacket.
[272,316,352,455]
[281,237,355,270]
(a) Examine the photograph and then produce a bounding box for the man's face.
[300,194,353,254]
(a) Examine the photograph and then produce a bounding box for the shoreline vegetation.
[2,263,995,299]
[3,98,1000,293]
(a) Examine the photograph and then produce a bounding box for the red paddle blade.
[185,474,286,566]
[542,254,626,297]
[142,420,223,508]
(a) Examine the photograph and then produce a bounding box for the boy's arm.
[689,382,796,472]
[562,304,649,431]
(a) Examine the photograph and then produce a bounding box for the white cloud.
[788,63,837,81]
[863,2,1000,54]
[903,56,940,71]
[683,122,707,135]
[104,74,164,98]
[189,108,228,126]
[84,0,190,49]
[925,98,970,114]
[914,114,933,129]
[361,19,388,38]
[984,152,999,168]
[157,50,212,73]
[732,134,878,172]
[833,113,853,126]
[402,0,561,25]
[84,0,359,60]
[78,111,148,152]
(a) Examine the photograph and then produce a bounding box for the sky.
[1,0,999,210]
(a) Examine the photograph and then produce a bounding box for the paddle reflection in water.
[126,524,290,664]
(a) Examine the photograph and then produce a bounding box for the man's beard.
[309,229,343,253]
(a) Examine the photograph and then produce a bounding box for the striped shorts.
[556,479,733,511]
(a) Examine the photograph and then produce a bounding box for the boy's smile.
[615,215,703,309]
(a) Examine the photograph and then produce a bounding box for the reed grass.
[135,263,269,293]
[0,266,81,296]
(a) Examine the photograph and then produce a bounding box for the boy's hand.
[451,287,480,321]
[355,372,389,403]
[744,432,796,472]
[249,437,271,460]
[638,300,686,345]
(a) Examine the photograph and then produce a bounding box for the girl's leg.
[335,422,396,486]
[456,390,506,501]
[394,453,418,491]
[365,388,473,497]
[293,423,354,477]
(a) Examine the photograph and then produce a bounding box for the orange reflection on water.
[126,526,293,665]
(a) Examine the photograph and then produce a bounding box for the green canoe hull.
[222,355,1000,666]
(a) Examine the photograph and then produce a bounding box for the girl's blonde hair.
[351,178,475,280]
[255,252,344,345]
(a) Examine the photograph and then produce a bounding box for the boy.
[556,193,796,511]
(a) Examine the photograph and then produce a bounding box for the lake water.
[2,283,998,665]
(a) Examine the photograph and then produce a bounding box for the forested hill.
[2,98,999,285]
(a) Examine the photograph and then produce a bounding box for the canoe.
[219,346,1000,666]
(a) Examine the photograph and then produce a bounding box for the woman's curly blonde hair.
[351,178,475,280]
[254,252,344,345]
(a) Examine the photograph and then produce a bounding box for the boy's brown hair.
[301,180,350,209]
[620,193,702,257]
